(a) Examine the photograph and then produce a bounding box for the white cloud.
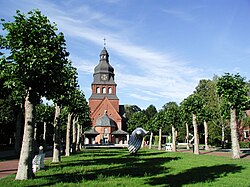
[129,93,157,102]
[44,4,202,104]
[1,0,205,108]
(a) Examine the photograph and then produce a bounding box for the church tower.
[87,47,127,145]
[89,47,119,114]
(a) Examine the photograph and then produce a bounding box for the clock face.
[101,74,108,81]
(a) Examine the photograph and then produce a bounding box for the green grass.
[1,148,250,187]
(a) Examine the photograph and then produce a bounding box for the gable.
[91,97,122,128]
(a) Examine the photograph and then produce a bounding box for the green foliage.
[216,73,250,110]
[144,104,157,119]
[0,97,16,145]
[0,9,71,100]
[180,93,204,125]
[154,135,159,145]
[148,109,169,134]
[164,102,181,129]
[69,88,91,128]
[36,103,54,124]
[124,105,141,119]
[127,111,148,132]
[239,141,250,148]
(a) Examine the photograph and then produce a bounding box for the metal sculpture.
[128,127,148,154]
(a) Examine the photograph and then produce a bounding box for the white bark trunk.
[16,91,35,180]
[204,120,210,150]
[43,122,47,145]
[141,137,145,148]
[230,108,240,159]
[158,128,162,150]
[172,125,176,152]
[185,123,190,150]
[34,123,37,140]
[221,124,225,148]
[65,112,72,156]
[72,116,77,153]
[76,118,81,151]
[52,104,61,163]
[193,114,200,155]
[149,132,153,149]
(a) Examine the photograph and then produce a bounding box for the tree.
[127,111,148,133]
[216,73,250,159]
[179,103,192,149]
[50,62,78,160]
[35,103,54,148]
[195,79,218,150]
[0,57,25,154]
[181,94,204,154]
[144,104,157,119]
[164,102,181,152]
[1,10,72,179]
[70,89,90,152]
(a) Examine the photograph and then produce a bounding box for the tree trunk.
[43,122,47,147]
[15,105,22,155]
[185,123,190,150]
[72,116,77,153]
[141,137,145,148]
[204,120,210,150]
[34,123,37,140]
[149,132,153,149]
[230,108,240,159]
[158,128,162,150]
[15,91,35,180]
[193,114,200,155]
[76,118,81,151]
[65,112,72,156]
[52,104,61,163]
[221,124,225,148]
[172,125,176,152]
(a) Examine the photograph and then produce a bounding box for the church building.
[84,47,128,145]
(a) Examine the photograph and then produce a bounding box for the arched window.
[96,87,100,94]
[108,87,112,94]
[102,87,106,94]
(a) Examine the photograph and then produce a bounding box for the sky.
[1,0,250,110]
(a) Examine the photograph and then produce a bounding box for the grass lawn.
[0,148,249,187]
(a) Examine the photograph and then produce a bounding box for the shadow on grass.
[148,164,243,187]
[33,150,179,186]
[45,149,167,169]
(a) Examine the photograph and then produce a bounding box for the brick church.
[84,47,128,145]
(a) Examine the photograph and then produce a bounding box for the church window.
[96,87,100,94]
[108,87,112,94]
[102,87,106,94]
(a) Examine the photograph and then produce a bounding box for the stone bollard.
[32,146,46,172]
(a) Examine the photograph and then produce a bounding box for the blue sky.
[1,0,250,110]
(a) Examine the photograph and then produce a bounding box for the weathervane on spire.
[103,38,106,46]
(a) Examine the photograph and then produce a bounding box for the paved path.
[0,150,52,179]
[179,149,250,159]
[0,159,19,179]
